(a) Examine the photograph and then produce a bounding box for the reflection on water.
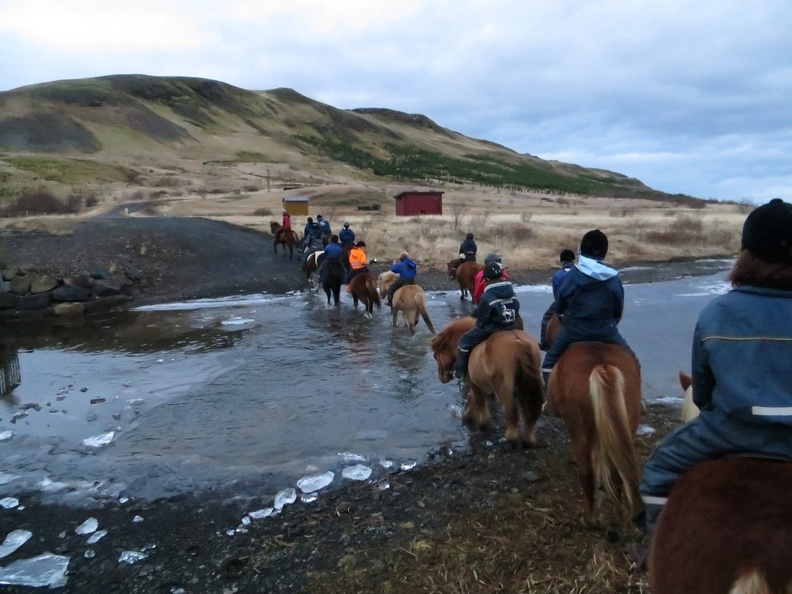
[0,344,21,396]
[0,267,734,505]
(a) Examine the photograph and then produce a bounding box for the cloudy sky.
[1,0,790,203]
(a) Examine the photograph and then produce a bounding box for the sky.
[1,0,791,204]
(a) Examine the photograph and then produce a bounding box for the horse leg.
[571,438,598,526]
[391,306,398,327]
[463,386,491,431]
[273,240,278,255]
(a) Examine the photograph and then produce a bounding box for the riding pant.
[541,321,633,372]
[386,278,415,305]
[454,327,497,377]
[640,409,792,534]
[539,301,557,350]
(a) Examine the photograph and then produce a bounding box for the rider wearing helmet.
[472,253,511,305]
[339,221,356,248]
[453,261,520,382]
[345,240,370,288]
[459,233,478,262]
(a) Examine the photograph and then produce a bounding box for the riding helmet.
[483,261,504,280]
[466,233,474,240]
[307,216,313,224]
[742,198,792,264]
[559,249,575,264]
[331,234,339,243]
[484,253,501,265]
[356,241,366,248]
[580,229,608,259]
[343,221,350,228]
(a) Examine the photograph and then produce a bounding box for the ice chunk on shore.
[274,488,296,510]
[75,518,98,535]
[0,530,32,559]
[0,497,19,509]
[342,465,372,481]
[247,508,274,520]
[296,471,334,493]
[119,550,148,565]
[83,431,114,447]
[87,530,107,544]
[0,553,69,588]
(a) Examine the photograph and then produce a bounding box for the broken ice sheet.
[87,530,107,545]
[0,430,12,441]
[636,424,656,436]
[296,471,334,493]
[0,530,32,560]
[338,451,367,462]
[0,472,19,486]
[0,497,19,509]
[342,464,372,481]
[0,553,69,588]
[247,508,274,520]
[83,431,114,447]
[75,518,98,535]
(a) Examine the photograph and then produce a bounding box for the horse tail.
[414,292,435,334]
[728,569,771,594]
[514,338,543,405]
[365,277,381,310]
[589,365,641,519]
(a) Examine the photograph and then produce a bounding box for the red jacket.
[473,269,511,305]
[282,213,291,230]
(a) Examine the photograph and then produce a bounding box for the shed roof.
[393,190,444,199]
[282,196,309,202]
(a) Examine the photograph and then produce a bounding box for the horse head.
[269,221,280,234]
[430,317,475,383]
[446,260,458,280]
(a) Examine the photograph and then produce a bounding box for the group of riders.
[278,201,792,569]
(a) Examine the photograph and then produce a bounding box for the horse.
[545,313,562,348]
[649,374,792,594]
[378,271,435,335]
[269,221,300,259]
[546,342,642,527]
[322,260,344,307]
[302,251,325,290]
[348,272,380,317]
[430,318,544,448]
[446,260,481,300]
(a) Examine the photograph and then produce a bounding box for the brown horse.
[302,251,325,290]
[378,271,435,335]
[430,318,544,447]
[269,221,300,259]
[545,313,562,348]
[447,260,481,300]
[348,272,380,317]
[649,375,792,594]
[546,342,642,526]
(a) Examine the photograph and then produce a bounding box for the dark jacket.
[474,281,520,333]
[391,258,417,280]
[339,227,355,247]
[323,242,344,262]
[551,262,575,299]
[459,238,478,261]
[318,219,331,235]
[555,257,623,334]
[304,222,322,239]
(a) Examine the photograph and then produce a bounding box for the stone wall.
[0,265,142,321]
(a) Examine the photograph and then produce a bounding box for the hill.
[0,74,697,205]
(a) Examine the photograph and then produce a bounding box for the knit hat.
[580,229,608,259]
[559,249,575,264]
[343,221,350,228]
[466,233,474,240]
[741,198,792,264]
[483,261,504,280]
[484,253,501,264]
[356,241,366,248]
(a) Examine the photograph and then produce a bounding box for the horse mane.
[431,317,475,353]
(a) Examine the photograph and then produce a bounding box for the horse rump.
[650,456,792,594]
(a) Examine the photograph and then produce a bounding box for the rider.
[539,248,576,350]
[635,198,792,549]
[318,234,344,284]
[339,221,356,248]
[345,240,370,290]
[540,229,634,385]
[302,217,324,256]
[316,215,332,245]
[472,253,511,305]
[453,261,520,382]
[449,232,478,276]
[275,208,291,244]
[385,251,417,307]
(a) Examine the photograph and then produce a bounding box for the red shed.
[394,190,444,216]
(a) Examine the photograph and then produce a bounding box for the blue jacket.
[391,258,417,280]
[474,281,520,333]
[551,262,574,299]
[318,219,331,234]
[555,256,623,334]
[459,239,477,260]
[304,222,322,239]
[339,227,355,246]
[323,242,343,262]
[692,285,792,426]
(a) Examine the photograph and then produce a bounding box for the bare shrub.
[253,207,273,216]
[84,194,99,208]
[469,212,490,228]
[451,203,467,230]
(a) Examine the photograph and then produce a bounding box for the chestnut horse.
[447,260,481,300]
[649,374,792,594]
[378,271,435,335]
[269,221,300,259]
[430,318,544,447]
[348,272,380,317]
[546,342,642,526]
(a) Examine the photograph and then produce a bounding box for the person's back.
[632,198,792,568]
[319,236,344,282]
[386,252,417,307]
[473,253,509,305]
[282,211,291,230]
[345,241,369,289]
[339,222,355,247]
[539,249,575,349]
[459,233,477,262]
[541,230,632,379]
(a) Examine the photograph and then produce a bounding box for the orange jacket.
[349,247,368,270]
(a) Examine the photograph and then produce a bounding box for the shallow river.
[0,262,732,506]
